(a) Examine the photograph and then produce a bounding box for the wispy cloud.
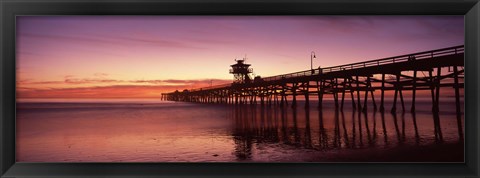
[17,73,232,98]
[114,36,205,49]
[94,73,109,77]
[19,73,231,87]
[20,33,116,44]
[16,84,226,99]
[20,32,205,49]
[17,85,170,98]
[187,38,236,46]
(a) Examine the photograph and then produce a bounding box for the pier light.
[311,51,316,71]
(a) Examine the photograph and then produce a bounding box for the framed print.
[1,0,479,177]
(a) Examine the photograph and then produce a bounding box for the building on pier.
[229,58,253,84]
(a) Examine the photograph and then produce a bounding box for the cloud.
[20,32,205,49]
[18,75,123,85]
[20,33,117,44]
[94,73,109,77]
[19,74,231,87]
[153,79,231,86]
[187,38,235,46]
[114,36,205,49]
[17,84,202,98]
[64,78,120,84]
[131,80,164,84]
[28,81,65,85]
[17,75,232,98]
[17,85,166,98]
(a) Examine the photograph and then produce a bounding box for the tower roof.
[230,60,251,67]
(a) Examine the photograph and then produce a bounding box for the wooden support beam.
[434,67,441,113]
[268,91,273,106]
[351,110,356,147]
[453,66,463,139]
[280,85,285,106]
[260,87,265,106]
[391,73,400,113]
[349,77,356,110]
[334,78,339,108]
[356,76,362,111]
[250,90,255,105]
[274,89,278,106]
[284,89,289,106]
[292,83,297,108]
[341,77,347,109]
[399,87,405,112]
[318,80,324,109]
[305,82,310,108]
[362,76,370,113]
[429,70,435,112]
[235,93,239,105]
[369,78,377,111]
[411,70,417,112]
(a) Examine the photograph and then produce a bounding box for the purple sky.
[16,16,464,98]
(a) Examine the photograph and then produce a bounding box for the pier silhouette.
[162,45,464,113]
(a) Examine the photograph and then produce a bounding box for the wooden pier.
[162,45,464,115]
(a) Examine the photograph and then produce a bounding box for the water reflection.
[380,111,388,145]
[318,109,328,149]
[230,102,463,161]
[433,111,444,143]
[411,112,420,144]
[16,101,463,162]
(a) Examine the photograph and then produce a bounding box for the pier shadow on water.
[228,100,463,162]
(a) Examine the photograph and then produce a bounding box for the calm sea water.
[16,98,464,162]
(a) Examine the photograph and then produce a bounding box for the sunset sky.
[16,16,464,99]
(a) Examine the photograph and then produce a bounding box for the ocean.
[16,98,464,162]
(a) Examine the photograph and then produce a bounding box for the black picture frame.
[1,0,479,177]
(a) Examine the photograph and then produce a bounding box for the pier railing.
[189,83,232,92]
[262,45,464,82]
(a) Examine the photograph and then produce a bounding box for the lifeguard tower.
[229,58,253,84]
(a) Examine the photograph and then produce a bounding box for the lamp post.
[311,51,316,70]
